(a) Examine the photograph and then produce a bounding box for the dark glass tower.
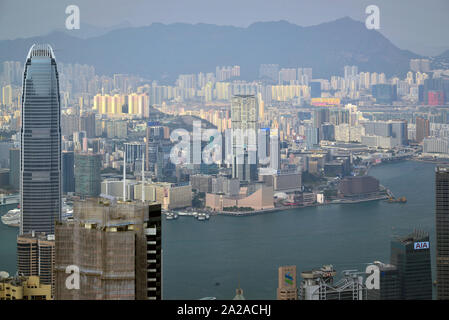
[20,44,62,235]
[390,230,432,300]
[62,151,75,193]
[74,152,101,197]
[436,166,449,299]
[367,261,400,300]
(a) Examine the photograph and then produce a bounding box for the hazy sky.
[0,0,448,56]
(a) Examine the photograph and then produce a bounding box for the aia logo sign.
[414,241,430,250]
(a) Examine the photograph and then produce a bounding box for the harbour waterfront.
[0,203,19,274]
[162,160,437,299]
[0,160,438,299]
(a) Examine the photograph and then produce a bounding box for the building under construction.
[55,197,161,300]
[300,265,367,300]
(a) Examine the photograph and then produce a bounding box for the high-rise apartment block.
[79,112,96,138]
[17,232,55,296]
[2,85,13,106]
[231,95,259,182]
[410,59,430,73]
[125,142,145,172]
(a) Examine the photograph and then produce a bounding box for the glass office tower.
[436,166,449,299]
[20,44,61,235]
[390,230,432,300]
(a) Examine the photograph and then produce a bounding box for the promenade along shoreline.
[209,190,390,217]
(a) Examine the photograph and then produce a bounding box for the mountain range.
[0,17,423,81]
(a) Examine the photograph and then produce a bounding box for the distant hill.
[436,49,449,59]
[432,49,449,69]
[56,21,134,39]
[0,17,422,81]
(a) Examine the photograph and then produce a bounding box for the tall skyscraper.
[231,95,259,182]
[55,198,162,300]
[436,166,449,299]
[145,122,165,172]
[372,84,398,104]
[62,151,75,193]
[277,265,298,300]
[305,126,320,149]
[74,152,101,197]
[125,142,145,172]
[366,261,400,300]
[270,129,280,172]
[416,117,430,143]
[390,230,432,300]
[20,44,61,235]
[79,112,96,138]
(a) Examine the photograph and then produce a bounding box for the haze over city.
[1,0,449,56]
[0,0,448,311]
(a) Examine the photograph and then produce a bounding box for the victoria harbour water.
[162,160,437,299]
[0,161,438,299]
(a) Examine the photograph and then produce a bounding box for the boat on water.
[177,211,193,216]
[165,212,179,220]
[387,197,407,203]
[1,208,20,227]
[1,203,74,227]
[196,213,210,221]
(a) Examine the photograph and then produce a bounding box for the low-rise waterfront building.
[0,275,52,300]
